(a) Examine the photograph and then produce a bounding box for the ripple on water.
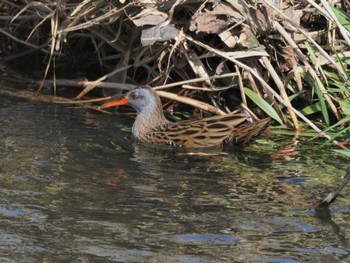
[171,233,238,245]
[0,93,350,262]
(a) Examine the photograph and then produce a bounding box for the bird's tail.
[232,117,272,145]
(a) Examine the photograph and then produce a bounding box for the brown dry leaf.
[191,16,228,34]
[131,9,168,27]
[279,45,298,72]
[247,1,274,35]
[190,2,244,34]
[282,7,303,31]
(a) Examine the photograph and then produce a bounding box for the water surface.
[0,94,349,262]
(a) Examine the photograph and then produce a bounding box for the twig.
[37,79,136,90]
[57,4,132,34]
[74,65,134,99]
[262,0,350,85]
[260,56,300,130]
[319,0,350,47]
[274,21,340,120]
[38,79,227,115]
[157,90,227,115]
[314,165,350,209]
[183,33,348,150]
[154,72,239,90]
[0,28,59,55]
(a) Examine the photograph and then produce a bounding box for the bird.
[99,87,272,148]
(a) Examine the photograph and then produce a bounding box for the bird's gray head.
[99,87,162,116]
[125,87,161,114]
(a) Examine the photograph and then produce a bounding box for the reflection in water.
[0,94,349,262]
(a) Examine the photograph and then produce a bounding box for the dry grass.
[1,0,350,149]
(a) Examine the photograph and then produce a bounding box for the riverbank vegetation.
[0,0,350,151]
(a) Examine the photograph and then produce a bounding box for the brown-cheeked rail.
[99,87,272,148]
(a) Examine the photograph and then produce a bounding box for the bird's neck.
[132,106,169,140]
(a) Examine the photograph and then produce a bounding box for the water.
[0,93,349,263]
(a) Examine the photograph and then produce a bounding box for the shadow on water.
[0,93,349,262]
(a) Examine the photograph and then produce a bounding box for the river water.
[0,92,349,262]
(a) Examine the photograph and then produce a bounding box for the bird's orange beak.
[99,97,128,109]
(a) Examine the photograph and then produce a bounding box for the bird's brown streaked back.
[100,87,271,148]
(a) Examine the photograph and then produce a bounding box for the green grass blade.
[340,100,350,116]
[304,73,330,126]
[324,116,350,132]
[322,124,350,147]
[333,149,350,157]
[244,88,283,125]
[332,7,350,31]
[300,102,322,115]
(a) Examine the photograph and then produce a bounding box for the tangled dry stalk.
[0,0,350,149]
